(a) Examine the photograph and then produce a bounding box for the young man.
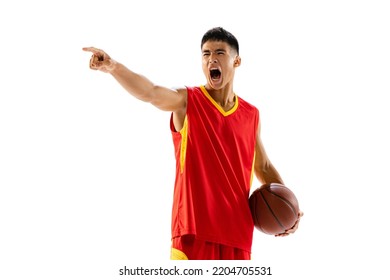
[83,27,302,260]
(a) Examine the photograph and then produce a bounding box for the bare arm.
[253,123,284,185]
[82,47,187,113]
[254,122,303,236]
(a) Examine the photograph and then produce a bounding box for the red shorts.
[170,235,251,260]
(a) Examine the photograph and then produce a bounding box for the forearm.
[83,47,186,112]
[109,62,156,103]
[255,162,284,185]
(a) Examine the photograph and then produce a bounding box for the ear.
[233,55,241,67]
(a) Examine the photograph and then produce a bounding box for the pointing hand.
[82,47,117,73]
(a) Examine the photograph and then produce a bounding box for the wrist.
[107,59,119,74]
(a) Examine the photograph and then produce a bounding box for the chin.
[207,80,223,90]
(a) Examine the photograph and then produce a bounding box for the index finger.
[82,47,102,54]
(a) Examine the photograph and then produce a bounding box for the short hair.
[201,27,239,55]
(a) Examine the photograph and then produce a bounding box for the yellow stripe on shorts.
[170,248,188,260]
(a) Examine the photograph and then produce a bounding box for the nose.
[208,53,218,64]
[209,57,217,64]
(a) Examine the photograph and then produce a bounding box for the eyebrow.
[202,48,227,53]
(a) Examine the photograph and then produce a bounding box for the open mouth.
[210,69,221,80]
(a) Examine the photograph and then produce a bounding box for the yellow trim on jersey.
[250,151,256,187]
[179,116,188,173]
[170,248,189,260]
[200,85,239,116]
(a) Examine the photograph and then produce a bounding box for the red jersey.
[170,86,259,252]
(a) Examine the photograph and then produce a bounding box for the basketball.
[249,183,300,235]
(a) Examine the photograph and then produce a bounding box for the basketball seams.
[265,187,298,217]
[260,189,285,233]
[250,189,266,233]
[252,191,261,231]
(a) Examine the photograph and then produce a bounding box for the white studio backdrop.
[0,0,389,279]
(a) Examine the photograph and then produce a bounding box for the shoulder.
[237,96,259,113]
[172,87,188,106]
[175,86,203,97]
[182,86,202,94]
[174,86,189,95]
[179,86,205,102]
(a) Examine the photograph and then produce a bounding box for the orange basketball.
[249,183,300,235]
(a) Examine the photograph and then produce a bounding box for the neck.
[204,84,235,108]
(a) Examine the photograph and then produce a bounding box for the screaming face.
[201,40,240,90]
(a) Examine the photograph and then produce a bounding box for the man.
[83,27,302,260]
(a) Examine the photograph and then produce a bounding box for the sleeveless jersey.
[170,86,259,252]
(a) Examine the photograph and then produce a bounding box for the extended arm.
[82,47,187,113]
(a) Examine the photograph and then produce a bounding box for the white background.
[1,0,389,279]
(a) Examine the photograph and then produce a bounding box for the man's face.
[201,40,241,90]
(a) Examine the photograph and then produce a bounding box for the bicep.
[150,86,187,113]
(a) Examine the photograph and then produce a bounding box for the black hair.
[201,27,239,55]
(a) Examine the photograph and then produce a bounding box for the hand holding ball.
[249,183,300,236]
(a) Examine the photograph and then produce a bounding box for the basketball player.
[83,27,302,260]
